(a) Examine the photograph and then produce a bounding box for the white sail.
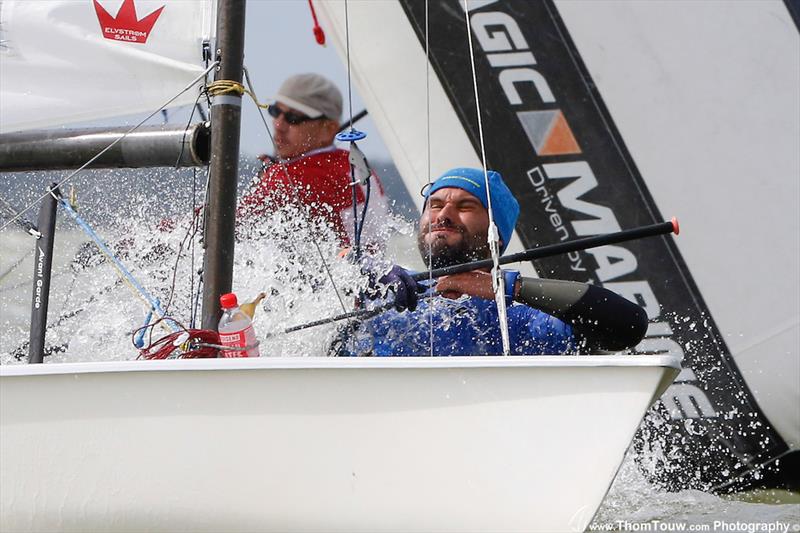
[314,0,799,488]
[554,0,799,451]
[0,0,215,134]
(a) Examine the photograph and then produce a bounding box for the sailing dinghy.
[4,0,791,530]
[1,356,678,531]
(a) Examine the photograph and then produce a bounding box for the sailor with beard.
[352,167,648,356]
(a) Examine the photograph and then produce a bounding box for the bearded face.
[417,188,491,269]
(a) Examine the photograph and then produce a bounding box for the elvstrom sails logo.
[93,0,164,44]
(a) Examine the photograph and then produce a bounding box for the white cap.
[274,73,343,121]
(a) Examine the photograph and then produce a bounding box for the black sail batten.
[396,0,794,491]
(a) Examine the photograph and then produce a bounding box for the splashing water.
[0,192,416,362]
[590,450,799,530]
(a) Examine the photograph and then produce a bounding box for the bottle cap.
[220,293,238,309]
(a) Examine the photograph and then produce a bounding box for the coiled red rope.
[137,328,220,360]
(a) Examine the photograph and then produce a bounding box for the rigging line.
[462,0,511,355]
[54,191,179,333]
[0,196,39,236]
[190,166,198,328]
[347,144,373,261]
[425,0,434,357]
[241,67,349,315]
[164,92,204,320]
[344,0,371,261]
[192,272,204,329]
[354,178,370,251]
[191,79,213,330]
[344,0,354,131]
[351,173,360,257]
[0,62,219,234]
[161,206,204,316]
[192,166,212,328]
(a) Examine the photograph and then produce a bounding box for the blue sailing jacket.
[351,295,574,356]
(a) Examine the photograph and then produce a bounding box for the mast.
[201,0,247,330]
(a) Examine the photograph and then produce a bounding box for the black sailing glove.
[368,265,423,312]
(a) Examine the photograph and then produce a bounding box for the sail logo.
[466,9,581,156]
[93,0,164,44]
[464,2,717,421]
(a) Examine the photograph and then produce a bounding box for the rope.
[160,203,205,319]
[172,90,207,328]
[0,62,219,234]
[338,0,372,259]
[206,79,270,108]
[0,196,40,236]
[424,0,435,357]
[353,176,370,254]
[351,168,360,256]
[0,196,39,285]
[338,0,368,261]
[56,193,180,334]
[339,0,378,357]
[206,79,244,96]
[344,0,354,132]
[463,0,511,355]
[137,328,220,359]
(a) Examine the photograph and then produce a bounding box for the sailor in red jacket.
[239,73,387,246]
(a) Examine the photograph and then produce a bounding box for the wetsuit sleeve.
[514,277,647,352]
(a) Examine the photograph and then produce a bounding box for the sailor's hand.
[436,270,520,302]
[436,271,493,300]
[369,265,423,311]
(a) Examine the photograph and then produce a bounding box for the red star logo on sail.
[93,0,165,44]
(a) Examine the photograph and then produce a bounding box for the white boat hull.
[1,356,679,532]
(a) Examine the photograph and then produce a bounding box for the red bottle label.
[219,324,257,358]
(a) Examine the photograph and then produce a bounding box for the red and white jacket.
[239,146,388,246]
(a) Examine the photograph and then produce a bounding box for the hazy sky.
[238,0,391,161]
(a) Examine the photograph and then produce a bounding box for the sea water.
[0,172,797,530]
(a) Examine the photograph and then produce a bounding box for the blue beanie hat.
[424,168,520,254]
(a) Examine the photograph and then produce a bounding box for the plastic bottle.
[218,293,260,358]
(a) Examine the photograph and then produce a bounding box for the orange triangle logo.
[539,111,581,155]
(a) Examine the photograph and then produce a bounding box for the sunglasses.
[267,105,323,125]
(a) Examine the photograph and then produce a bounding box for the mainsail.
[316,0,799,491]
[0,0,215,133]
